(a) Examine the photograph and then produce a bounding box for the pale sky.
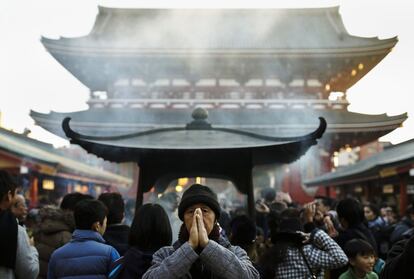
[0,0,413,147]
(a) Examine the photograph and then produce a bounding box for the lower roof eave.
[306,158,414,187]
[56,171,130,188]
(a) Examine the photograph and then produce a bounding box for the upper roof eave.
[96,5,342,14]
[40,4,398,54]
[41,36,397,57]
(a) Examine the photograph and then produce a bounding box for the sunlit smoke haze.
[0,0,412,149]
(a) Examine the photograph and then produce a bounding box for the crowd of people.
[1,169,414,278]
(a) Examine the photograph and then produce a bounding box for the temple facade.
[31,6,406,203]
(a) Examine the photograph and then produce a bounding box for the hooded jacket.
[34,206,73,279]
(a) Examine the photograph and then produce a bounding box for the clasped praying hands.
[188,208,209,249]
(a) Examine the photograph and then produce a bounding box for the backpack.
[108,256,125,279]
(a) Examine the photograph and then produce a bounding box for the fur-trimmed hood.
[38,205,74,233]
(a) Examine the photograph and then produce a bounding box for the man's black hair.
[60,192,93,211]
[344,239,376,259]
[0,170,17,202]
[315,196,335,209]
[98,192,125,225]
[74,199,108,230]
[336,198,364,226]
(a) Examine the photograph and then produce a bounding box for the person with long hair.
[116,203,172,279]
[142,184,259,279]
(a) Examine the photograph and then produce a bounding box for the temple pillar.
[325,186,331,197]
[399,173,408,216]
[29,176,38,208]
[363,183,371,203]
[320,148,336,198]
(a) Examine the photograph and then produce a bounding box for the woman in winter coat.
[34,205,74,279]
[115,203,172,279]
[259,206,348,279]
[142,184,260,279]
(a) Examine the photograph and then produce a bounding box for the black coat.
[119,247,154,279]
[380,234,414,279]
[0,210,17,269]
[330,223,377,279]
[336,223,377,253]
[390,217,413,244]
[103,224,130,256]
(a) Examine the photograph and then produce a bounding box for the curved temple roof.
[62,109,327,165]
[61,109,326,200]
[40,6,397,92]
[43,6,395,53]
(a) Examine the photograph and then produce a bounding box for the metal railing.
[87,98,349,110]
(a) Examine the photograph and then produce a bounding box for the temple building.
[31,6,406,203]
[306,140,414,214]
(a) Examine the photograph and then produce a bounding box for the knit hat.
[178,184,221,221]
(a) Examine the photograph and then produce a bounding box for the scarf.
[0,209,18,269]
